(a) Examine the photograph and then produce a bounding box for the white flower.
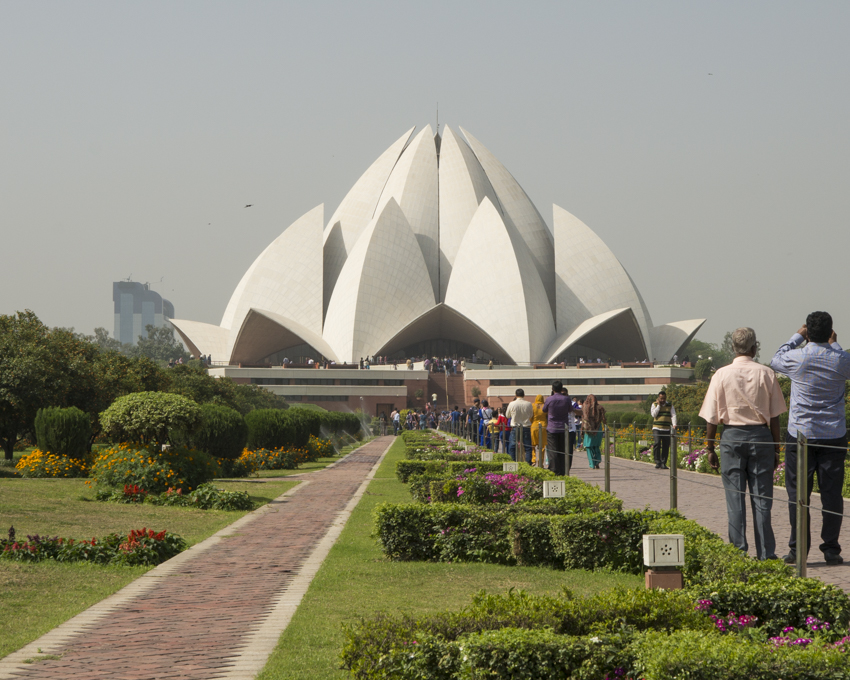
[589,636,601,643]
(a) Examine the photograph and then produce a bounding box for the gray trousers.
[720,424,776,560]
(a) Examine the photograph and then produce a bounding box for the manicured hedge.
[396,459,510,483]
[188,404,247,459]
[245,408,361,450]
[342,588,850,680]
[341,588,709,680]
[34,406,91,459]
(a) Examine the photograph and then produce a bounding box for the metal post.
[516,424,524,464]
[633,423,637,460]
[796,432,808,578]
[688,424,693,461]
[604,426,610,493]
[670,431,678,510]
[537,422,543,468]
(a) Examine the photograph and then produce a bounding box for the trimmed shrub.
[284,408,322,447]
[100,392,201,448]
[689,575,850,636]
[397,459,520,483]
[550,510,649,573]
[245,409,295,450]
[632,628,850,680]
[188,404,247,459]
[34,406,91,459]
[509,515,561,568]
[320,411,361,436]
[90,443,221,493]
[96,481,253,511]
[341,589,710,679]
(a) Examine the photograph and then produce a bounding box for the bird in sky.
[245,204,253,208]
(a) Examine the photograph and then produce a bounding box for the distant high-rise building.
[113,281,175,345]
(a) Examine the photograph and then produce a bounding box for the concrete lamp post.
[643,534,685,590]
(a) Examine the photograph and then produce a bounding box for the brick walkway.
[0,437,394,680]
[569,453,850,593]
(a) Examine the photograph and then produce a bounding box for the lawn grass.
[257,437,643,680]
[0,476,298,660]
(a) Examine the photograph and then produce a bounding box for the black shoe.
[824,552,844,565]
[783,552,796,564]
[654,464,661,469]
[661,464,669,470]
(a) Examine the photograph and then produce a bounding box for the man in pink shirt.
[699,327,787,560]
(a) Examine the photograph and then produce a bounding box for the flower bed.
[95,481,253,511]
[16,449,91,478]
[89,444,221,493]
[0,526,186,566]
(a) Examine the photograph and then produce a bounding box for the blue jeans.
[509,427,533,463]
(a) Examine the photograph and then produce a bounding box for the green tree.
[0,311,77,460]
[130,325,189,365]
[100,391,201,449]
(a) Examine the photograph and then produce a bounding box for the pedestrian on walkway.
[582,394,606,469]
[650,391,677,469]
[700,327,786,561]
[467,398,480,441]
[771,311,850,565]
[506,389,534,463]
[531,394,548,466]
[543,380,572,475]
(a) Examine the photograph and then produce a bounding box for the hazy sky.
[2,1,848,355]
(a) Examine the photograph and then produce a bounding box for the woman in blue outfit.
[582,394,606,469]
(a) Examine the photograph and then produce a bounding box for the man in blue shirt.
[771,311,850,565]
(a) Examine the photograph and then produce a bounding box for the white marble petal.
[437,125,502,300]
[460,127,555,313]
[323,127,415,300]
[553,204,652,356]
[230,308,340,364]
[650,319,706,363]
[375,125,439,300]
[543,308,646,363]
[444,198,555,362]
[223,204,324,361]
[323,198,436,362]
[169,319,229,361]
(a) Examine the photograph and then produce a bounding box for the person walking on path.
[771,311,850,565]
[650,391,677,469]
[506,389,534,463]
[699,327,786,561]
[582,394,606,469]
[543,380,573,475]
[467,398,480,441]
[531,394,548,465]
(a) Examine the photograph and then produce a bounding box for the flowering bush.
[95,482,253,511]
[0,526,186,566]
[307,435,334,459]
[680,448,714,473]
[89,444,221,493]
[774,461,786,486]
[236,446,312,473]
[16,449,90,478]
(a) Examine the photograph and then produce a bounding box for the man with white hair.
[699,327,787,560]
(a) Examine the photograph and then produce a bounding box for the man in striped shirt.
[771,311,850,566]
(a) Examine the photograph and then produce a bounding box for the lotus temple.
[171,125,704,412]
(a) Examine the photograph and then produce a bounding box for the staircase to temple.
[427,373,466,410]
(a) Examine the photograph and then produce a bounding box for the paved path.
[569,453,850,593]
[0,437,394,680]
